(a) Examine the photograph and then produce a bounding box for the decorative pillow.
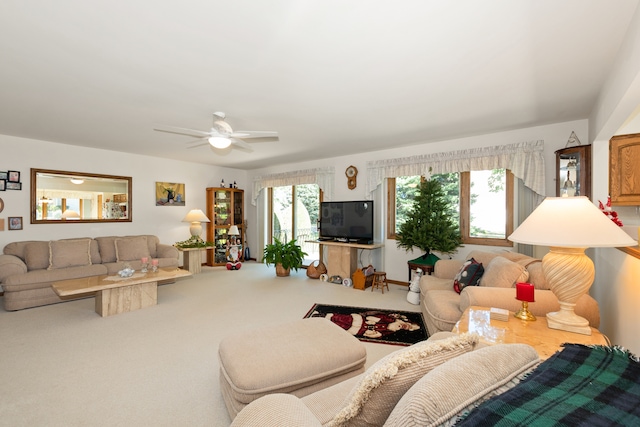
[328,333,480,427]
[479,256,529,288]
[24,241,50,271]
[383,344,540,427]
[115,236,150,262]
[48,239,93,270]
[453,258,484,294]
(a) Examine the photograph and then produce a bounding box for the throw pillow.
[328,333,480,427]
[115,236,150,262]
[479,256,529,288]
[453,258,484,294]
[48,239,93,270]
[384,344,540,427]
[24,241,50,271]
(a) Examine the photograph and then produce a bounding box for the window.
[269,184,321,264]
[388,169,513,246]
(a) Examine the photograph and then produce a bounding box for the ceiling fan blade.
[154,126,212,138]
[234,131,279,138]
[230,138,253,152]
[185,137,209,148]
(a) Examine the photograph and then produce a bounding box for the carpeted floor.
[0,262,418,427]
[304,303,428,345]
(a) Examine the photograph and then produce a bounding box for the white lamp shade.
[228,225,240,236]
[508,197,637,248]
[61,210,80,219]
[182,209,210,223]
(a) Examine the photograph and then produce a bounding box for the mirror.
[31,168,132,224]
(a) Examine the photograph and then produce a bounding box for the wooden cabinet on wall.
[610,133,640,205]
[206,187,244,266]
[555,145,591,200]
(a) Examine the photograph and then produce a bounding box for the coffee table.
[452,306,609,360]
[52,268,192,317]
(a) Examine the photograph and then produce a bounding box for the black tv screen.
[319,201,374,242]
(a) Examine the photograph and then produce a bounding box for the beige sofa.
[419,250,600,336]
[0,235,179,311]
[229,332,541,426]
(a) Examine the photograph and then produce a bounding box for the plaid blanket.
[458,343,640,426]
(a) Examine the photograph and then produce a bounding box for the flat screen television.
[319,201,374,243]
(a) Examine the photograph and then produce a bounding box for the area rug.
[304,303,429,346]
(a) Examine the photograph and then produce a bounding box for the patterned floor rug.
[304,303,429,346]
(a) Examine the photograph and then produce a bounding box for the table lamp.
[182,209,210,237]
[509,196,637,335]
[61,210,80,220]
[228,225,240,244]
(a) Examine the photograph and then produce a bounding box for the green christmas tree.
[396,178,462,260]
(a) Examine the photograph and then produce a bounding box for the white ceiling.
[1,1,638,170]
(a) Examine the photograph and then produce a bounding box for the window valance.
[365,140,545,196]
[252,167,335,206]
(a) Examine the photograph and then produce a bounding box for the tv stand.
[308,240,384,287]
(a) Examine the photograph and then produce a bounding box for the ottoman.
[218,317,367,419]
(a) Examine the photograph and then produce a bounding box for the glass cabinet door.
[555,145,591,200]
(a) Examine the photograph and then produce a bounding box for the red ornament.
[598,196,623,227]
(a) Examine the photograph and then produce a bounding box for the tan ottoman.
[219,317,367,419]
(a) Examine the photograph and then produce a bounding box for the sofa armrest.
[231,394,322,427]
[459,287,600,328]
[156,243,179,259]
[0,255,28,283]
[433,259,464,279]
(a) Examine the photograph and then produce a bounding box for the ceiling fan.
[154,112,278,152]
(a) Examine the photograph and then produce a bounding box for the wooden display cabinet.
[610,133,640,205]
[555,145,591,200]
[206,187,244,266]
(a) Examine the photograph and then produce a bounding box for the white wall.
[0,134,247,266]
[246,119,589,283]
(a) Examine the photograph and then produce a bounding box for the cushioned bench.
[218,317,367,419]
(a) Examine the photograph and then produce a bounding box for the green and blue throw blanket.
[458,343,640,426]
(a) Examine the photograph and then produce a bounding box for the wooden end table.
[176,247,213,274]
[407,261,433,282]
[52,268,192,317]
[452,306,609,360]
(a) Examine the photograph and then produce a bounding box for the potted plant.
[263,238,307,277]
[396,178,463,266]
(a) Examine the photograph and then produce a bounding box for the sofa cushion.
[383,344,540,427]
[24,241,50,271]
[329,332,480,427]
[479,256,529,288]
[48,239,93,270]
[453,258,484,293]
[115,236,151,262]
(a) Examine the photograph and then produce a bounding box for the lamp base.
[514,301,536,321]
[546,305,592,335]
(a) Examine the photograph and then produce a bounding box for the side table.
[177,247,212,274]
[407,261,433,282]
[452,306,609,360]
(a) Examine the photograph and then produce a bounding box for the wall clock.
[345,165,358,190]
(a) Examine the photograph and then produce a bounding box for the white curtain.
[251,167,335,206]
[366,140,546,197]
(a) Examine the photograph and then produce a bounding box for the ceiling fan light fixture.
[208,136,232,149]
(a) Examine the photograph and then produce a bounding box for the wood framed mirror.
[31,168,132,224]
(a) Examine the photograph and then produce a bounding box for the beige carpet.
[0,263,418,426]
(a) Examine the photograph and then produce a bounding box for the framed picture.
[8,171,20,183]
[0,179,5,191]
[6,182,22,190]
[0,171,7,180]
[155,182,186,206]
[8,216,22,230]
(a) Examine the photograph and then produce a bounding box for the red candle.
[141,257,149,264]
[151,259,159,267]
[516,282,535,302]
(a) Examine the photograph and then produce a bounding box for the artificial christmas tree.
[396,178,463,266]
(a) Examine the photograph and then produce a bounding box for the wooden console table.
[453,306,609,360]
[308,240,384,283]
